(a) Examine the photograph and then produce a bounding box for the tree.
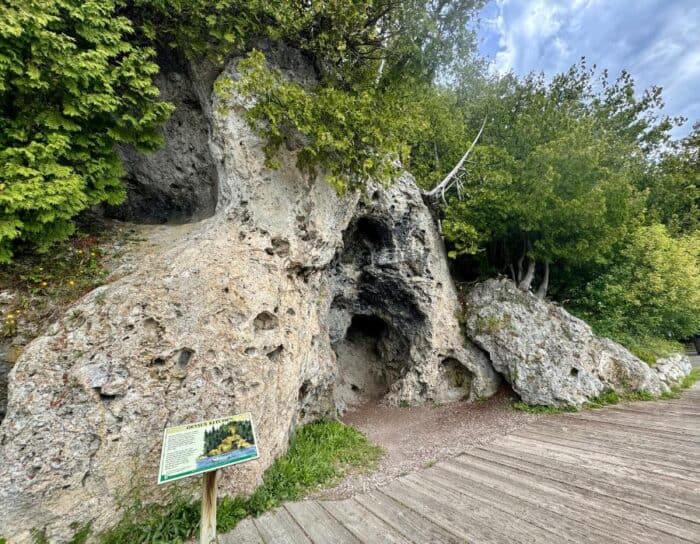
[440,63,675,296]
[574,224,700,357]
[0,0,172,262]
[643,122,700,235]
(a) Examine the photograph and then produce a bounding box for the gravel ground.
[312,387,544,500]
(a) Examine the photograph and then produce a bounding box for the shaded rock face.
[106,52,218,224]
[462,278,680,407]
[328,183,499,410]
[0,51,495,542]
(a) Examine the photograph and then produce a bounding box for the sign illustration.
[158,412,259,484]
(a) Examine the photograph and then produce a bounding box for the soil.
[313,386,544,500]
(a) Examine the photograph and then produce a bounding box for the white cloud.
[480,0,700,135]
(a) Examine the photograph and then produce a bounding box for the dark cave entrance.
[331,212,424,409]
[334,314,392,407]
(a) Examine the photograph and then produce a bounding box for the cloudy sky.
[478,0,700,137]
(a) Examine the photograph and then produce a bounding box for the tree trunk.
[518,260,536,291]
[535,261,550,299]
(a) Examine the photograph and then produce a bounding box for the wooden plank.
[285,501,360,543]
[381,478,508,543]
[562,413,700,444]
[526,419,700,458]
[455,452,699,542]
[402,471,563,544]
[253,507,312,544]
[219,518,264,544]
[521,426,700,470]
[321,499,412,544]
[420,465,603,543]
[476,441,700,517]
[503,433,700,487]
[439,458,666,544]
[590,409,700,433]
[359,491,461,543]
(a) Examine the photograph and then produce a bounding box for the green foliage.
[234,50,421,193]
[512,402,578,414]
[0,0,173,262]
[100,421,382,543]
[643,122,700,235]
[575,224,700,346]
[441,64,664,275]
[67,524,91,544]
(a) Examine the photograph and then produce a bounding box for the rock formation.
[0,48,497,542]
[462,278,689,407]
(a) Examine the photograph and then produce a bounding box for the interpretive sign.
[158,413,259,484]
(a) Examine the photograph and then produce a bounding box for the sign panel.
[158,413,259,484]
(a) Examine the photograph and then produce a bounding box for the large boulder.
[462,278,680,407]
[0,50,497,542]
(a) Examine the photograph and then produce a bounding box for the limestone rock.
[0,50,497,542]
[654,353,692,386]
[462,278,670,407]
[105,51,218,224]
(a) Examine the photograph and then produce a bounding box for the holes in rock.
[570,367,579,377]
[149,357,166,367]
[265,238,290,257]
[286,308,296,316]
[253,311,278,331]
[244,347,257,356]
[266,345,284,361]
[93,387,118,403]
[177,348,194,369]
[439,358,474,402]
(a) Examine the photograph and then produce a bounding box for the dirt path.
[313,388,543,500]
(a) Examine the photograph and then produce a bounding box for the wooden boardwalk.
[222,386,700,543]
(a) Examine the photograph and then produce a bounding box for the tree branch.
[422,116,487,202]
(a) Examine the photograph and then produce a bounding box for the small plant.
[513,402,578,414]
[68,524,91,544]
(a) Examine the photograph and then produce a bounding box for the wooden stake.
[200,470,218,544]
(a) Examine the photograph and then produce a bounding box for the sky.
[477,0,700,137]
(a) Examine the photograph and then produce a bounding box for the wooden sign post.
[157,413,260,544]
[200,470,219,544]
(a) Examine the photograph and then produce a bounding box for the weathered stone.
[105,51,218,224]
[462,278,673,407]
[654,353,692,386]
[0,50,496,542]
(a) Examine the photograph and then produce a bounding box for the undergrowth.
[99,421,382,544]
[514,369,699,413]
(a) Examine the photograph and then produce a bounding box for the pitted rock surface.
[0,50,497,542]
[462,278,688,407]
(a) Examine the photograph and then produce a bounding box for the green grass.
[99,421,382,544]
[512,402,578,414]
[661,367,700,399]
[515,368,700,413]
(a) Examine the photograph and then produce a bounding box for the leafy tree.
[573,224,700,359]
[440,63,674,296]
[0,0,172,262]
[643,122,700,235]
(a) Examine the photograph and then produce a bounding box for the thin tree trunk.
[516,253,524,284]
[535,261,550,299]
[518,260,536,291]
[508,263,516,282]
[423,117,487,201]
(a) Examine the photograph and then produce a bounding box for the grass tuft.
[99,421,382,543]
[512,402,578,414]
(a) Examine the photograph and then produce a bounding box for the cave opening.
[334,313,409,409]
[330,213,425,410]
